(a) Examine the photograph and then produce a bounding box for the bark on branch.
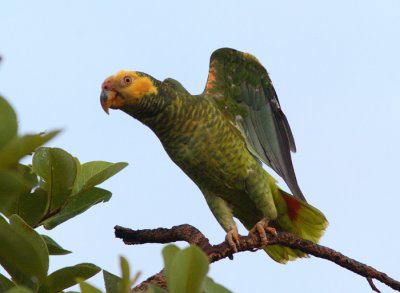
[114,224,400,293]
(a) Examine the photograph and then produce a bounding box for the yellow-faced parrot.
[100,48,327,263]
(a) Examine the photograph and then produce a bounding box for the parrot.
[100,48,327,263]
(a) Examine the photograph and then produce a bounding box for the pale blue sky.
[1,1,400,292]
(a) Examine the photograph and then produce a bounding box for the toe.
[250,218,275,245]
[265,226,277,236]
[226,227,241,252]
[255,223,268,245]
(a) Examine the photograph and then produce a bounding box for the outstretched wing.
[203,48,305,201]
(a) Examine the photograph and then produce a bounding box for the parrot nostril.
[102,80,113,91]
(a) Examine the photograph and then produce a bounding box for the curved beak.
[100,90,112,114]
[101,78,126,114]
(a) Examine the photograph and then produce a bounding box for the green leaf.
[119,256,130,292]
[39,263,100,293]
[73,161,128,195]
[103,257,140,293]
[203,277,232,293]
[78,281,102,293]
[32,147,77,211]
[41,235,71,255]
[162,244,180,289]
[0,170,29,217]
[164,245,209,293]
[0,164,47,226]
[0,96,18,149]
[17,164,38,189]
[0,215,6,224]
[18,188,48,227]
[0,132,59,169]
[0,165,42,222]
[0,273,15,292]
[103,256,136,293]
[0,215,49,289]
[145,285,168,293]
[42,187,111,229]
[5,286,34,293]
[103,270,121,293]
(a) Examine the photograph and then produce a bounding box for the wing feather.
[203,48,305,201]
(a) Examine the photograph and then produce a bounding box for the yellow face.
[100,70,158,113]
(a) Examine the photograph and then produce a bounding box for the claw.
[225,226,241,252]
[249,218,277,245]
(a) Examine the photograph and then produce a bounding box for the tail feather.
[264,189,328,264]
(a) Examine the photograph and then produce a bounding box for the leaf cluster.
[0,96,127,293]
[150,245,231,293]
[81,245,231,293]
[0,92,232,293]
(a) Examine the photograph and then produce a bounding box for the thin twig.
[368,276,381,293]
[114,224,400,292]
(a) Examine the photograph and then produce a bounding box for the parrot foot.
[225,226,241,252]
[250,218,277,246]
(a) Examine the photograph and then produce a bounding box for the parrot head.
[100,70,159,114]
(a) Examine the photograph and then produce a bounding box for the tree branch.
[114,224,400,293]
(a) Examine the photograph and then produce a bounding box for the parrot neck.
[121,82,181,131]
[129,83,199,142]
[121,80,169,121]
[122,94,167,121]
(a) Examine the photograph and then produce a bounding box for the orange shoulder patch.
[205,61,217,94]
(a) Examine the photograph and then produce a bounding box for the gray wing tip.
[288,180,307,202]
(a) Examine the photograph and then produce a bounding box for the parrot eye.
[121,75,133,86]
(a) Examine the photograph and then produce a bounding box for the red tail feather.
[282,194,301,221]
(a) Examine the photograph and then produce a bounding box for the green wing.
[203,48,305,201]
[163,78,191,95]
